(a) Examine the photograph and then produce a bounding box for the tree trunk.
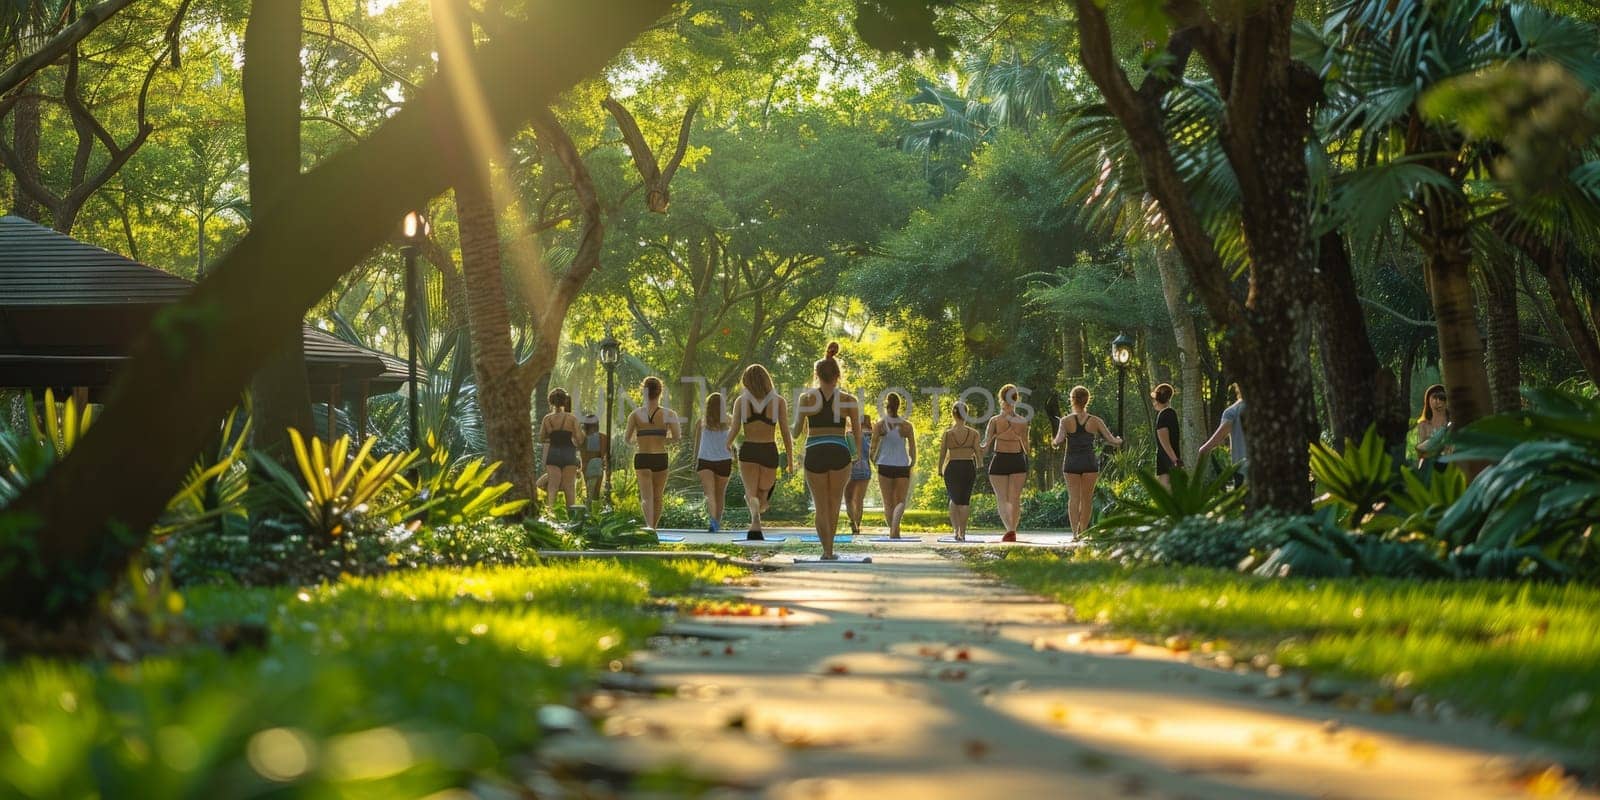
[1312,232,1407,448]
[1154,245,1205,463]
[1398,340,1418,417]
[244,0,314,455]
[1062,319,1084,383]
[1420,193,1494,428]
[0,0,673,621]
[1481,261,1522,412]
[10,93,41,222]
[1519,237,1600,386]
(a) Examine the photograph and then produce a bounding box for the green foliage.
[1310,425,1397,525]
[971,553,1600,750]
[1097,515,1290,570]
[413,436,528,527]
[154,405,252,539]
[250,430,422,544]
[1090,463,1244,533]
[1438,388,1600,574]
[0,389,92,504]
[1364,464,1467,540]
[549,505,658,549]
[0,559,742,796]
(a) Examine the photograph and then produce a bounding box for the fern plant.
[1310,425,1397,526]
[252,430,423,542]
[1363,464,1467,540]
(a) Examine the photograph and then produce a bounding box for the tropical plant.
[251,430,422,543]
[550,504,657,549]
[412,434,529,526]
[154,405,252,538]
[1090,464,1245,534]
[1310,425,1397,526]
[1,390,91,503]
[1438,387,1600,574]
[1363,464,1468,540]
[1248,510,1457,580]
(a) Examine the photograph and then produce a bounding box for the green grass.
[971,551,1600,752]
[0,558,742,798]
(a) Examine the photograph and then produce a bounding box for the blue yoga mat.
[732,537,787,544]
[655,534,685,543]
[869,536,921,543]
[798,535,853,543]
[793,555,872,564]
[936,535,1001,544]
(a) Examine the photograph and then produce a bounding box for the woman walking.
[872,394,915,539]
[1151,383,1182,488]
[845,412,873,535]
[539,388,582,511]
[624,376,678,531]
[937,400,981,541]
[1052,385,1122,536]
[982,384,1031,542]
[694,392,735,533]
[793,342,864,560]
[727,364,793,540]
[1414,384,1450,467]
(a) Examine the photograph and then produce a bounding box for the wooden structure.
[0,215,412,441]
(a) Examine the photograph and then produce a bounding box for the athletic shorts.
[989,451,1028,476]
[738,441,780,469]
[805,443,852,473]
[943,460,976,505]
[634,452,668,472]
[877,464,910,479]
[697,458,733,477]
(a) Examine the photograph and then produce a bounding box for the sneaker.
[1000,532,1017,542]
[709,519,719,533]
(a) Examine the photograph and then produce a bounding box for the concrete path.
[546,544,1590,799]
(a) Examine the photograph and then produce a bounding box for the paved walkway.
[545,545,1590,799]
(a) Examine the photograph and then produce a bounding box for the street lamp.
[400,210,431,453]
[1111,333,1133,438]
[598,331,621,507]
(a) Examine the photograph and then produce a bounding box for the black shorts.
[697,458,733,477]
[1156,452,1178,476]
[805,443,852,473]
[989,451,1028,476]
[943,460,976,505]
[547,446,580,468]
[1063,448,1099,476]
[634,452,668,472]
[877,464,910,479]
[738,441,780,468]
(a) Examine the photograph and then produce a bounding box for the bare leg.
[1005,473,1026,535]
[953,503,970,537]
[1078,472,1099,534]
[815,466,851,557]
[637,468,658,528]
[805,468,829,542]
[739,461,768,535]
[883,477,908,537]
[544,466,563,510]
[649,469,668,530]
[712,474,730,522]
[987,472,1007,533]
[1157,473,1171,490]
[845,479,866,531]
[698,468,717,527]
[561,466,579,509]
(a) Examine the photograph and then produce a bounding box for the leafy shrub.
[251,431,421,543]
[1364,464,1467,540]
[1310,425,1398,525]
[0,388,91,504]
[413,440,528,526]
[551,505,658,549]
[656,493,708,529]
[1440,387,1600,576]
[1091,463,1244,533]
[1140,516,1290,569]
[1018,484,1071,529]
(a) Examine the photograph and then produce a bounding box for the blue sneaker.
[709,518,720,533]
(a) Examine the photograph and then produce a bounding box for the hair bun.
[825,341,840,359]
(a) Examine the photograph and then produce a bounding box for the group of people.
[532,343,1449,555]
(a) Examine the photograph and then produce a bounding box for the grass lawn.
[970,551,1600,753]
[0,558,742,797]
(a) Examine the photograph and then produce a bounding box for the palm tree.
[1318,0,1600,426]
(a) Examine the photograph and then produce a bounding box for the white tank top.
[876,419,911,467]
[698,425,732,461]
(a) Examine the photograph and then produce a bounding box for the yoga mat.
[868,536,922,543]
[793,555,873,564]
[936,535,1002,544]
[654,534,685,543]
[798,534,853,543]
[732,537,787,544]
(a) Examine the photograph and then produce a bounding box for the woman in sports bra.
[539,388,583,511]
[937,400,981,541]
[693,392,734,533]
[1051,385,1122,536]
[981,383,1031,542]
[792,342,863,559]
[726,363,792,540]
[844,412,873,535]
[624,376,679,531]
[871,393,915,539]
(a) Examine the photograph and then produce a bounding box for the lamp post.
[598,331,621,507]
[400,210,431,453]
[1111,333,1133,439]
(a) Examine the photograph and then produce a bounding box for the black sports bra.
[638,407,666,437]
[807,389,846,431]
[743,394,777,426]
